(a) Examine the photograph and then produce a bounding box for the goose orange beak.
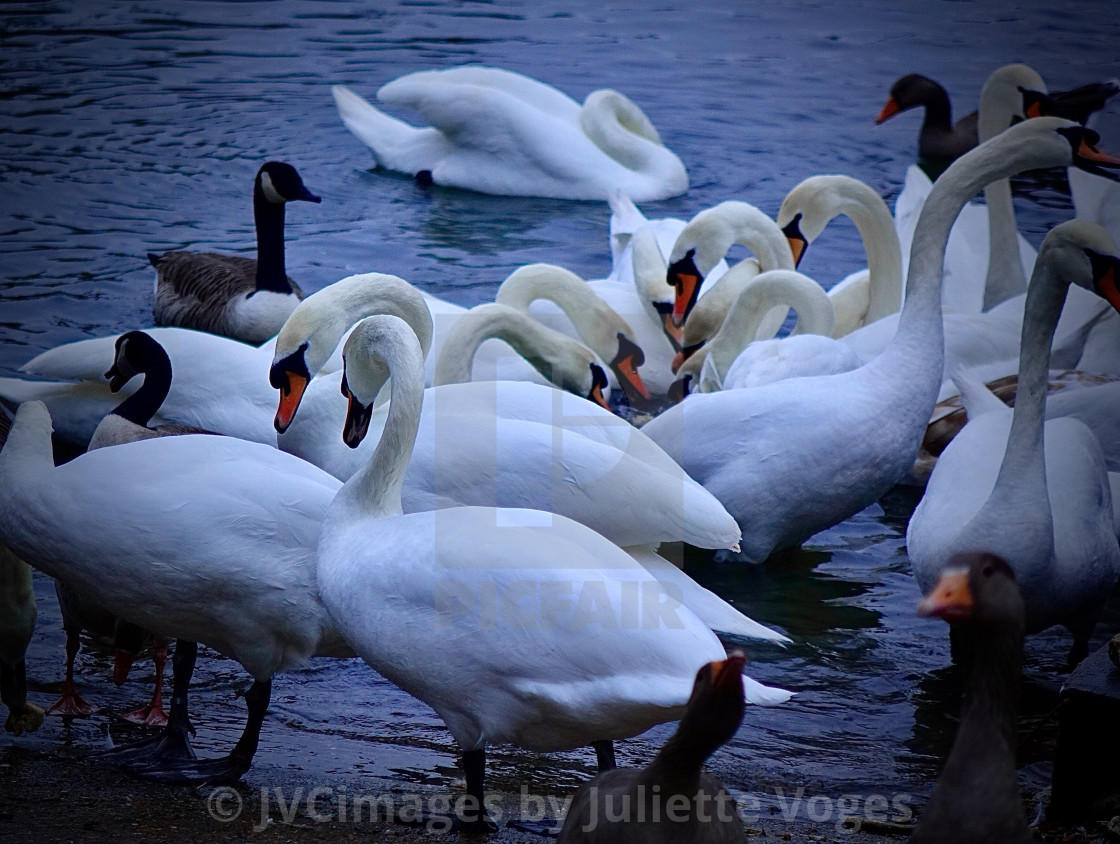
[918,568,974,621]
[711,652,747,693]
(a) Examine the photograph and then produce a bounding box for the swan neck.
[706,273,833,381]
[987,263,1066,510]
[842,189,903,323]
[496,266,628,362]
[982,179,1027,309]
[253,189,290,294]
[580,90,667,174]
[881,130,1056,376]
[433,305,587,392]
[342,344,425,520]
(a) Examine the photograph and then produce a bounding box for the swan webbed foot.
[125,749,253,786]
[98,722,198,767]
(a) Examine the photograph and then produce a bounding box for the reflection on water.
[2,0,1120,826]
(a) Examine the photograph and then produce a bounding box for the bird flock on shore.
[1,61,1120,841]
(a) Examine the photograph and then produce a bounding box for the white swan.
[0,400,350,782]
[640,118,1120,563]
[907,220,1120,665]
[494,263,651,407]
[432,302,620,409]
[0,406,43,736]
[0,272,436,448]
[676,270,865,394]
[151,161,321,345]
[665,200,796,335]
[332,66,688,202]
[315,314,790,829]
[776,174,903,335]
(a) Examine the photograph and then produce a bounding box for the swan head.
[666,248,703,328]
[256,161,321,206]
[607,332,651,406]
[271,273,435,432]
[338,315,421,449]
[1036,219,1120,312]
[105,331,168,393]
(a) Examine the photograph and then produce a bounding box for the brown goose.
[150,161,320,345]
[876,73,1118,173]
[557,653,747,844]
[910,552,1034,844]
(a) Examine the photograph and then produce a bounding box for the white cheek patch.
[259,171,286,204]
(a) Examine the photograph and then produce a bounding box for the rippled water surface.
[2,0,1119,832]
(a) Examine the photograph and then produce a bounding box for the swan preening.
[151,161,321,345]
[332,66,689,201]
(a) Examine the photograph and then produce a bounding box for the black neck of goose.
[957,624,1023,749]
[253,188,290,294]
[638,712,727,797]
[112,354,172,428]
[921,88,954,132]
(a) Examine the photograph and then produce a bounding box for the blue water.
[2,0,1118,835]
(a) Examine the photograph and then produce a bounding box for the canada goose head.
[256,161,322,206]
[104,331,171,393]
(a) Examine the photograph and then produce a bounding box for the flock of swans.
[1,60,1120,838]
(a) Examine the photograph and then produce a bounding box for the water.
[2,0,1119,833]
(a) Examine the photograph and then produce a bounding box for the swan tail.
[331,85,431,172]
[21,335,120,381]
[0,401,55,470]
[0,376,83,408]
[948,366,1008,419]
[742,674,794,707]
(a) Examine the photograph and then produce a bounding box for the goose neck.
[252,189,290,294]
[113,355,172,428]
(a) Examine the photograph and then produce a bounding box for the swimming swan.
[332,66,688,202]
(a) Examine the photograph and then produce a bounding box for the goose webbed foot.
[46,683,97,717]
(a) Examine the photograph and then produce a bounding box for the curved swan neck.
[580,89,669,174]
[338,321,426,521]
[495,263,634,362]
[677,202,793,277]
[681,259,761,347]
[275,273,434,373]
[831,180,903,323]
[882,121,1073,378]
[984,247,1067,518]
[704,270,835,382]
[433,302,593,393]
[977,66,1045,309]
[0,402,54,473]
[252,180,290,294]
